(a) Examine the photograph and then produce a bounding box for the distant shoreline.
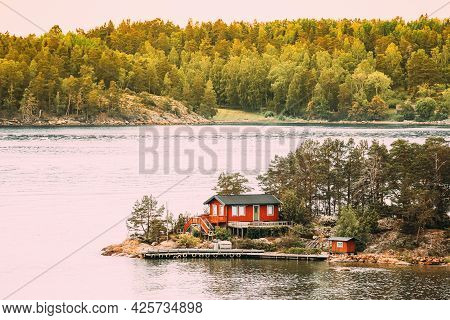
[1,118,449,128]
[213,119,450,127]
[212,107,450,127]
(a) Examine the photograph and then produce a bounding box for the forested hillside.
[0,16,449,123]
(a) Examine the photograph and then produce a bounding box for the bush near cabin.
[247,226,289,239]
[214,227,231,241]
[177,234,201,248]
[232,239,277,252]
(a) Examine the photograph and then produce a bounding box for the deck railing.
[228,221,292,228]
[207,215,227,224]
[184,216,213,234]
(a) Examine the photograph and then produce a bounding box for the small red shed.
[328,237,356,254]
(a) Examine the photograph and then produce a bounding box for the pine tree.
[19,88,38,122]
[335,207,360,237]
[214,172,253,195]
[198,80,218,118]
[406,49,440,88]
[126,195,166,243]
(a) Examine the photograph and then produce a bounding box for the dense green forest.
[0,16,449,122]
[258,138,450,240]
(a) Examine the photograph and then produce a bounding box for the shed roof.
[328,237,355,242]
[204,194,281,205]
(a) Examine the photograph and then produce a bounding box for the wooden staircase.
[184,216,215,236]
[305,238,327,250]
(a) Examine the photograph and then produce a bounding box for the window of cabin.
[212,204,217,216]
[219,205,224,216]
[232,206,238,216]
[238,206,245,216]
[337,241,343,248]
[267,205,274,216]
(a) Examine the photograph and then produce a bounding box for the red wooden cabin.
[328,237,356,254]
[184,194,282,235]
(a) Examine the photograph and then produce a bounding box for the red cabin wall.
[331,240,356,254]
[206,199,279,224]
[225,204,279,222]
[347,240,356,253]
[208,199,227,224]
[206,201,279,223]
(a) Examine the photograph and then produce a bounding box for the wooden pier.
[145,249,328,261]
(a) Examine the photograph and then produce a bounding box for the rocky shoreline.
[1,116,448,127]
[329,253,448,266]
[102,239,449,266]
[0,115,210,127]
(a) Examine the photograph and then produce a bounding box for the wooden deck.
[228,221,293,228]
[145,249,328,261]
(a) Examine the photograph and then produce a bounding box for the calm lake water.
[0,124,449,299]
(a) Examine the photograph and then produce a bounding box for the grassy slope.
[213,107,449,125]
[213,108,269,122]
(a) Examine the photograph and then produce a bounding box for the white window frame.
[219,205,224,216]
[212,204,217,216]
[232,206,238,217]
[238,206,246,216]
[337,241,344,248]
[267,205,274,216]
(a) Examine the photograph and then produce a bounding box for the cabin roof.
[203,194,281,205]
[328,237,355,242]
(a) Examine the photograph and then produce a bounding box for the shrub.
[327,112,346,122]
[398,102,415,120]
[277,114,286,121]
[232,239,277,251]
[191,227,202,238]
[359,209,379,234]
[386,98,402,109]
[283,247,321,255]
[432,103,448,121]
[162,100,173,113]
[264,110,275,118]
[415,97,437,121]
[277,236,305,249]
[177,234,201,248]
[290,224,315,239]
[139,92,156,106]
[317,215,337,227]
[387,235,418,251]
[367,96,388,120]
[215,226,231,241]
[247,226,289,239]
[172,107,181,117]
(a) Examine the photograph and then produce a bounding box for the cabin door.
[253,205,260,221]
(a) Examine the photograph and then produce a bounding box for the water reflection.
[135,259,449,300]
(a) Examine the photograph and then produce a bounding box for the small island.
[103,138,450,266]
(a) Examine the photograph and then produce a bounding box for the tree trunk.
[66,94,71,116]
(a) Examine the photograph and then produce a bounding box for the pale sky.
[0,0,449,35]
